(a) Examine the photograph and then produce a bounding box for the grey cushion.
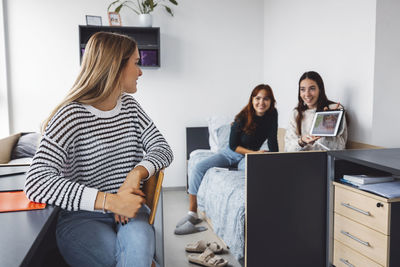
[11,133,41,159]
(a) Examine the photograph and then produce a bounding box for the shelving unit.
[79,25,160,67]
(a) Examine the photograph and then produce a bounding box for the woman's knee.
[56,228,115,267]
[116,215,155,265]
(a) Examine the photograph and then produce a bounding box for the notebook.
[342,174,394,185]
[143,169,164,225]
[0,191,46,212]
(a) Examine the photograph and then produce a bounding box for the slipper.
[188,248,228,267]
[176,214,202,228]
[174,221,207,235]
[185,240,223,254]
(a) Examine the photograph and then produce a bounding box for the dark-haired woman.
[285,71,347,152]
[175,84,278,234]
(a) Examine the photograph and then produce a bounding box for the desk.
[0,170,63,267]
[0,205,58,267]
[245,148,400,267]
[0,171,164,267]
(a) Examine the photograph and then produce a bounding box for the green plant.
[108,0,178,17]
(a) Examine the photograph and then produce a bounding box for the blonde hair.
[42,32,137,133]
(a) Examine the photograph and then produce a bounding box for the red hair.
[234,84,276,135]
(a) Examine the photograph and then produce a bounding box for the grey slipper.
[174,221,207,235]
[176,214,202,228]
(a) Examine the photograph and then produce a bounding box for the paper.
[359,181,400,199]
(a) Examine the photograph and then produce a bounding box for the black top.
[229,109,278,152]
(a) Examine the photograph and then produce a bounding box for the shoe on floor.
[185,240,223,253]
[188,248,228,267]
[174,221,207,235]
[176,214,202,228]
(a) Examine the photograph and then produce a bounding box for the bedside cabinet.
[333,182,400,267]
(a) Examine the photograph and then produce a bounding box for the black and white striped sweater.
[24,94,173,212]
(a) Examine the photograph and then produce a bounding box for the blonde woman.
[24,32,173,267]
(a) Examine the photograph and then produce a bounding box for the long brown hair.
[234,84,276,135]
[42,32,137,133]
[295,71,335,135]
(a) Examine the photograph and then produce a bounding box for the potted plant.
[108,0,178,27]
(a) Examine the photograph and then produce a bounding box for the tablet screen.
[310,110,343,136]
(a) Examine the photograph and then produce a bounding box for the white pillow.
[215,124,231,151]
[206,115,233,152]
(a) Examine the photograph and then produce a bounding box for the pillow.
[11,133,41,160]
[207,115,233,152]
[215,124,231,151]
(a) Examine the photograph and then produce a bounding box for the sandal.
[185,240,223,253]
[188,248,228,267]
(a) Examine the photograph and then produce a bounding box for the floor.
[163,189,243,267]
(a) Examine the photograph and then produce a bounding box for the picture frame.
[310,110,344,137]
[85,15,102,26]
[108,12,122,26]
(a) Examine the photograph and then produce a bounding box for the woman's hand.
[300,134,320,146]
[107,188,146,220]
[324,102,341,111]
[114,166,149,224]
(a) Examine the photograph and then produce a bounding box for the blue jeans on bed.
[188,147,244,195]
[56,206,155,267]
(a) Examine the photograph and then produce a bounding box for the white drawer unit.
[333,182,400,267]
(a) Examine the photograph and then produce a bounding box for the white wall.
[0,0,9,137]
[4,0,264,187]
[263,0,377,144]
[372,0,400,147]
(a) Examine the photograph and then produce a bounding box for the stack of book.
[341,174,395,186]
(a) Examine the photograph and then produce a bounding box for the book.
[342,174,394,185]
[143,169,164,225]
[0,191,46,212]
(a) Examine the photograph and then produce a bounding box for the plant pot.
[139,14,152,27]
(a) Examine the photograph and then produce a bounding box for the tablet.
[310,110,344,136]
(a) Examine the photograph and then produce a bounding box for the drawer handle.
[340,230,370,247]
[340,258,355,267]
[341,202,371,216]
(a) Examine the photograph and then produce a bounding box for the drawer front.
[335,185,389,234]
[334,240,382,267]
[334,213,388,266]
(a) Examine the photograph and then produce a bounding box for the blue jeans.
[188,147,244,195]
[56,206,155,267]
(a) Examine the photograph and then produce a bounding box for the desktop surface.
[0,206,56,267]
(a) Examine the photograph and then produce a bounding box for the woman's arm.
[131,100,173,182]
[229,120,242,152]
[94,189,145,218]
[235,145,262,154]
[267,110,279,152]
[24,135,98,211]
[284,110,303,152]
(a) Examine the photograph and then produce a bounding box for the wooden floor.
[163,189,243,267]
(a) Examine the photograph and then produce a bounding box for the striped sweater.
[24,94,173,212]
